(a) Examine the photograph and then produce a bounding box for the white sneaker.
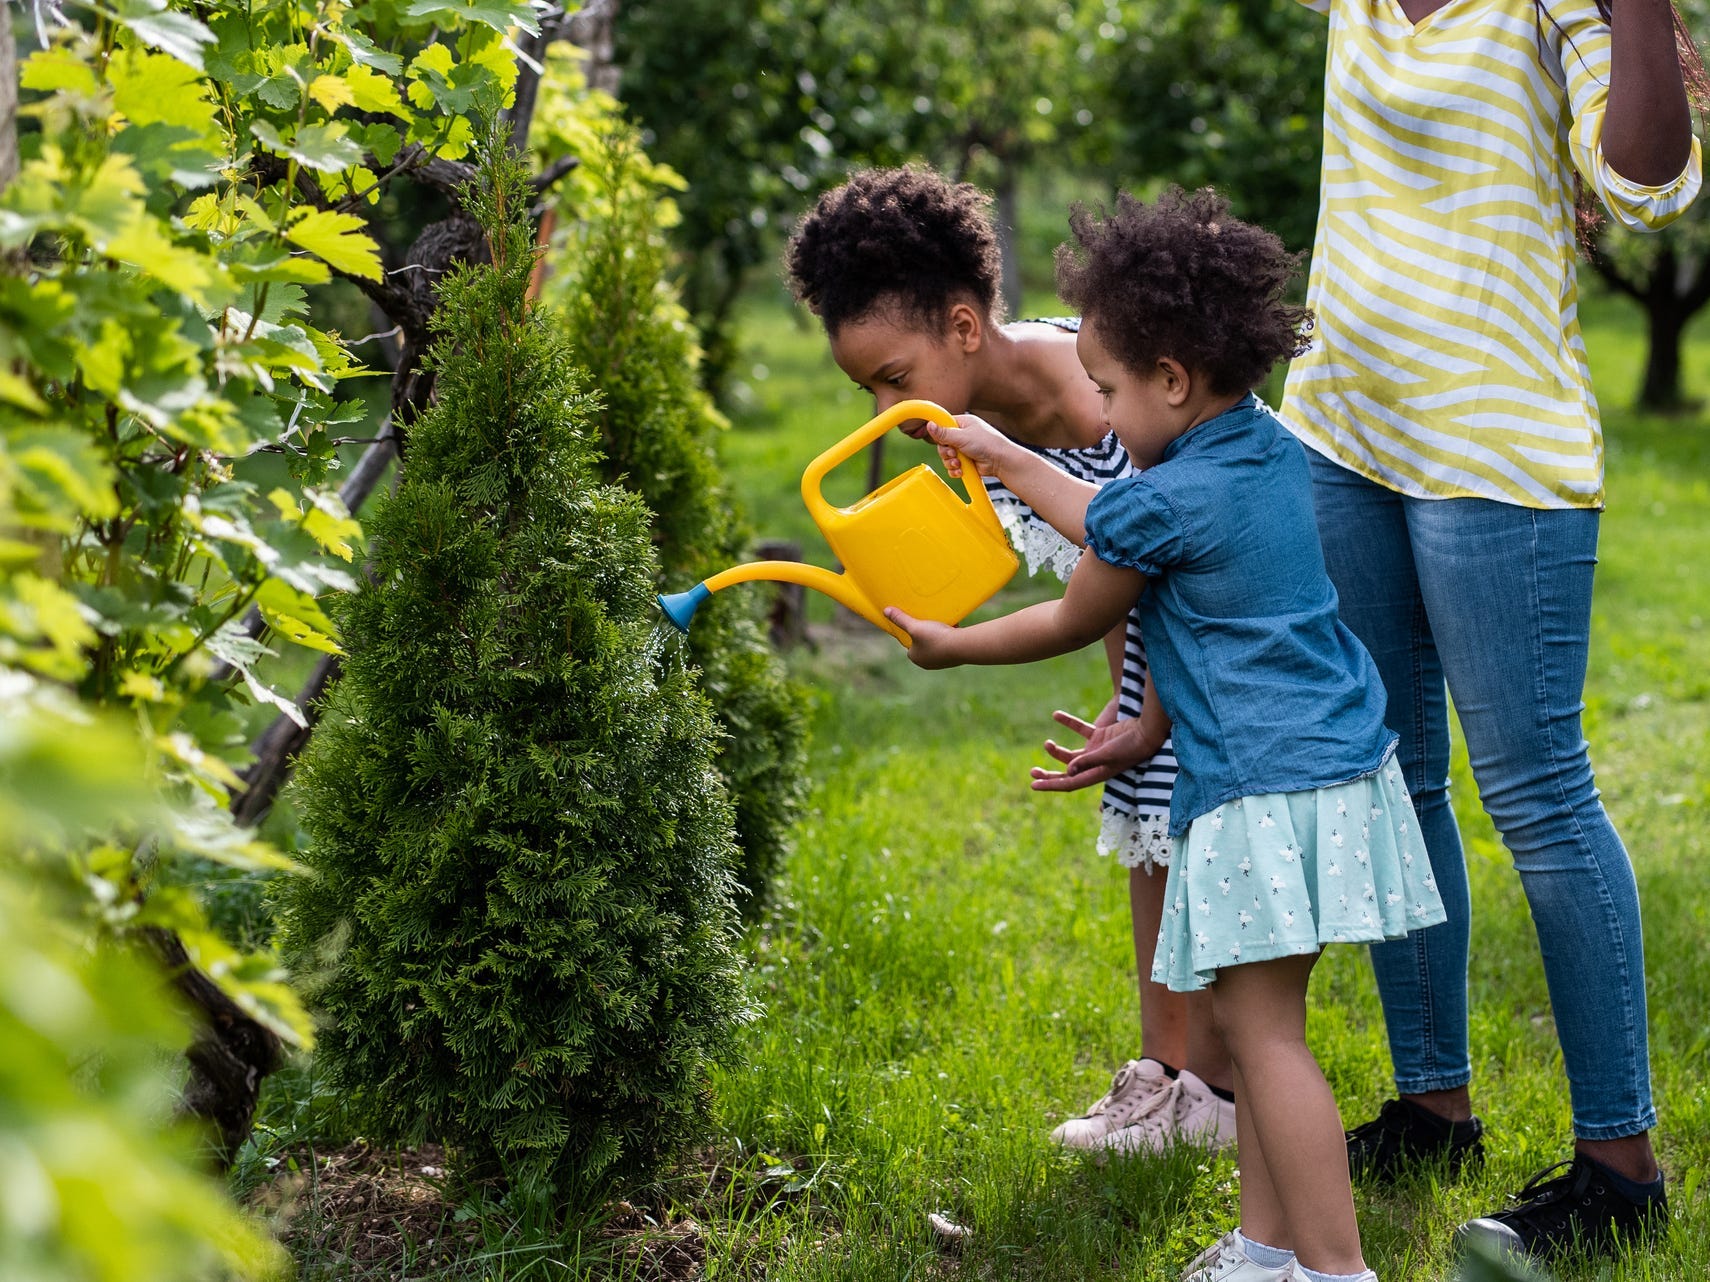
[1049,1058,1173,1148]
[1100,1068,1237,1155]
[1179,1230,1303,1282]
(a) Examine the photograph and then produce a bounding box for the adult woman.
[1068,0,1702,1259]
[785,166,1236,1154]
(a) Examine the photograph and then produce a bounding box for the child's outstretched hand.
[922,413,1017,480]
[883,608,962,669]
[1031,710,1162,792]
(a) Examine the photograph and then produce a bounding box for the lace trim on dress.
[1097,808,1174,871]
[990,495,1083,582]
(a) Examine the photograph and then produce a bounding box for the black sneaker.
[1458,1155,1668,1260]
[1345,1097,1485,1181]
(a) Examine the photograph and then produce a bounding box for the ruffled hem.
[990,496,1082,583]
[1097,809,1173,870]
[1151,748,1446,992]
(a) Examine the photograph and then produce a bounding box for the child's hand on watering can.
[882,608,962,669]
[923,414,1018,480]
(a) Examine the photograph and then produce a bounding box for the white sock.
[1297,1266,1376,1282]
[1237,1230,1296,1270]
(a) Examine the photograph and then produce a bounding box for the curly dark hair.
[1054,188,1313,396]
[784,165,1003,336]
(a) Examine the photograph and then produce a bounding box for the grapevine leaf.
[254,577,342,639]
[269,486,361,560]
[111,122,224,189]
[254,74,302,111]
[228,251,332,287]
[107,218,220,301]
[20,48,101,97]
[108,0,218,71]
[250,120,365,173]
[3,574,101,675]
[156,731,245,791]
[353,122,403,167]
[404,0,543,36]
[307,75,356,114]
[172,924,314,1048]
[285,207,383,281]
[0,370,49,414]
[109,48,219,139]
[9,429,121,527]
[330,27,405,76]
[342,63,412,120]
[204,620,275,673]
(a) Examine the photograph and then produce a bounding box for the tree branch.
[1681,250,1710,317]
[1585,234,1645,302]
[143,927,283,1171]
[230,652,342,827]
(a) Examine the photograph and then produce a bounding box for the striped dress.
[1283,0,1703,507]
[983,319,1180,869]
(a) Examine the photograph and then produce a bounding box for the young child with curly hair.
[885,189,1446,1282]
[785,165,1236,1155]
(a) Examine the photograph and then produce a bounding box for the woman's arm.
[1552,0,1702,228]
[1604,0,1694,185]
[885,552,1145,670]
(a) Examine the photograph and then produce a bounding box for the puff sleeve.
[1084,476,1187,577]
[1546,0,1703,231]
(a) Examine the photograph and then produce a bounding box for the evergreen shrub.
[546,127,808,911]
[279,150,751,1193]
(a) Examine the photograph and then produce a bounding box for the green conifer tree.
[279,148,750,1193]
[548,132,807,910]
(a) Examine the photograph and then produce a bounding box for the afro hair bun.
[1055,187,1313,396]
[785,165,1004,335]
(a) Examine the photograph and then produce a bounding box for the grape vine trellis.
[1,0,603,1163]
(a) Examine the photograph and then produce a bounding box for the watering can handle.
[800,399,1005,528]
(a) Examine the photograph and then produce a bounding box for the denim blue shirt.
[1084,395,1396,835]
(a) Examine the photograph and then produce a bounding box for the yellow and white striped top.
[1281,0,1703,508]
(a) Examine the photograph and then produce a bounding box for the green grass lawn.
[673,279,1710,1282]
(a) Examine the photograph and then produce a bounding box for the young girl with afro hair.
[885,188,1446,1282]
[786,166,1237,1156]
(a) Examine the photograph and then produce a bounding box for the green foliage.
[612,1,923,386]
[534,58,808,909]
[0,678,287,1282]
[2,0,554,1267]
[1082,0,1327,253]
[279,147,753,1195]
[616,1,1327,379]
[2,0,552,1046]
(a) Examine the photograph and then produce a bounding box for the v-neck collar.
[1383,0,1486,36]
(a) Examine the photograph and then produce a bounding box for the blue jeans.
[1307,451,1655,1141]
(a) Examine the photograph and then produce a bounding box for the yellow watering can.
[658,400,1019,646]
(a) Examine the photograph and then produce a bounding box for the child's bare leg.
[1130,866,1186,1066]
[1212,952,1365,1276]
[1229,1062,1289,1249]
[1133,868,1235,1092]
[1185,990,1233,1093]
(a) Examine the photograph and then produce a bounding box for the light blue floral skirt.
[1152,747,1447,992]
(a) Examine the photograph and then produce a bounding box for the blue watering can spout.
[658,582,711,634]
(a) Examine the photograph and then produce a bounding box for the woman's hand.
[1030,710,1162,792]
[883,608,964,669]
[921,413,1017,480]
